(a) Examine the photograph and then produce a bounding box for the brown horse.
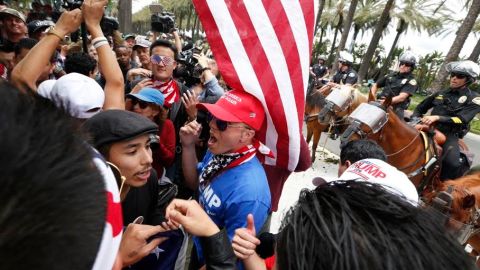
[304,85,366,161]
[423,172,480,257]
[340,92,439,189]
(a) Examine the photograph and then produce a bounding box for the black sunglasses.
[399,61,413,67]
[451,72,467,79]
[131,98,150,109]
[207,113,229,131]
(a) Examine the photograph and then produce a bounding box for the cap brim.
[127,93,153,103]
[196,103,242,123]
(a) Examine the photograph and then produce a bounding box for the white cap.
[133,36,152,48]
[337,159,418,204]
[50,73,104,119]
[37,79,56,100]
[339,50,354,64]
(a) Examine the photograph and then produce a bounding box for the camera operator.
[181,53,225,159]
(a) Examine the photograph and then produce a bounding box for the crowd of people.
[0,0,479,269]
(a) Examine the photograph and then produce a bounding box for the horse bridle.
[340,101,388,143]
[427,185,480,245]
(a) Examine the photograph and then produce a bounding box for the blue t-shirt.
[194,151,271,269]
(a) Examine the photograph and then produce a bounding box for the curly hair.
[276,181,475,270]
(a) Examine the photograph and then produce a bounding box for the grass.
[357,86,480,135]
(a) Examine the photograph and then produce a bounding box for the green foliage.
[414,51,445,92]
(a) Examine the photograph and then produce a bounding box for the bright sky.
[132,0,477,58]
[132,0,156,13]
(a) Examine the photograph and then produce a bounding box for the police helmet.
[399,51,417,67]
[318,55,327,61]
[446,60,480,82]
[338,51,354,65]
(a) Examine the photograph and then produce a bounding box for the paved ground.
[270,146,339,233]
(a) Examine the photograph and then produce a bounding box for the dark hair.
[65,52,97,76]
[340,139,387,165]
[276,181,475,270]
[150,39,178,60]
[0,82,106,269]
[14,38,38,56]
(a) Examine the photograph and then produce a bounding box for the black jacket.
[201,230,237,270]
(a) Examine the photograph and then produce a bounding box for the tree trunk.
[357,0,395,83]
[192,13,199,41]
[118,0,132,33]
[349,24,360,52]
[430,0,480,92]
[328,15,343,65]
[468,38,480,62]
[186,3,193,31]
[331,0,359,75]
[315,0,326,35]
[378,21,406,79]
[178,10,184,30]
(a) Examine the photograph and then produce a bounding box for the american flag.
[193,0,318,171]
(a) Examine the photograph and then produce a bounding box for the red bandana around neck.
[199,139,274,186]
[151,79,180,108]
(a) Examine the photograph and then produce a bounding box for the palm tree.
[378,0,446,78]
[430,0,480,92]
[468,19,480,61]
[349,0,384,52]
[331,0,359,75]
[357,0,395,83]
[326,1,345,64]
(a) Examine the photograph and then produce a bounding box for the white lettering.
[208,194,222,208]
[204,185,214,202]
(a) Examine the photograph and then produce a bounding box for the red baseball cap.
[197,90,265,131]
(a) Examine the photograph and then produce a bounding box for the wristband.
[91,36,108,45]
[94,40,109,49]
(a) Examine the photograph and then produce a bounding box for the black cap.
[28,20,54,36]
[83,110,158,148]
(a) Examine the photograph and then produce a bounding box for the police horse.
[341,91,480,256]
[304,84,366,161]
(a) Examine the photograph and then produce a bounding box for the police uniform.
[311,64,328,78]
[412,87,480,180]
[376,72,418,119]
[332,68,358,85]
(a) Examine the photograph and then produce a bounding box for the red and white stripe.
[193,0,318,171]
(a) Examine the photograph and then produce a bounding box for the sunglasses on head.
[150,54,175,66]
[399,62,413,67]
[451,72,467,79]
[131,98,150,109]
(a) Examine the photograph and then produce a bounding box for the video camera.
[175,45,204,86]
[58,0,118,42]
[151,11,175,33]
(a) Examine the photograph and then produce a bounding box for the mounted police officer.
[412,60,480,180]
[310,55,329,79]
[330,51,358,86]
[371,51,418,119]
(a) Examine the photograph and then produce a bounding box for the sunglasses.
[451,73,467,79]
[399,62,413,67]
[150,54,175,66]
[131,98,150,109]
[207,113,250,132]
